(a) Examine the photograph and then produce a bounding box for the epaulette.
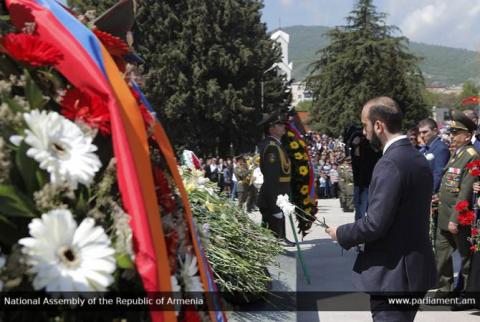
[467,147,478,156]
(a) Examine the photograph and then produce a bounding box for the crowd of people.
[195,132,348,209]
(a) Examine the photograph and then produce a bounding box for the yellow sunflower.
[303,197,314,205]
[294,152,304,160]
[299,140,306,148]
[299,165,308,176]
[300,185,309,195]
[289,141,299,150]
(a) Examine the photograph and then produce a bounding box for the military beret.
[449,110,477,132]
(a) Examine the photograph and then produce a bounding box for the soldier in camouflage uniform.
[436,110,480,295]
[338,159,355,212]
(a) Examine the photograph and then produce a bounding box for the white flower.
[19,209,116,293]
[425,153,435,161]
[179,253,203,292]
[276,194,296,216]
[17,110,101,189]
[113,206,135,261]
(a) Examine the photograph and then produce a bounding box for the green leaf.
[15,141,40,194]
[0,184,35,218]
[37,70,66,93]
[24,68,46,110]
[115,253,134,269]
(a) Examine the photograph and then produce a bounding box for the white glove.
[272,212,284,219]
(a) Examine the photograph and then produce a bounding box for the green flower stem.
[288,213,311,285]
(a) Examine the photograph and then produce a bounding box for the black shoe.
[281,239,296,247]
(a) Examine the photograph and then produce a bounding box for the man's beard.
[369,131,382,152]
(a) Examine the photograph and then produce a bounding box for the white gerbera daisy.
[179,253,204,292]
[19,209,116,293]
[19,110,101,189]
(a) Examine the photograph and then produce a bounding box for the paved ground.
[229,198,480,322]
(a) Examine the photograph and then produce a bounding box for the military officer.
[257,111,294,246]
[436,110,480,298]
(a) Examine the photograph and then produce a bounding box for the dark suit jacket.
[424,136,450,193]
[337,138,436,292]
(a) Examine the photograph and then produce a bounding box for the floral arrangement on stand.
[282,123,317,237]
[0,1,225,322]
[181,167,282,301]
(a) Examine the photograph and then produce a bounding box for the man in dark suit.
[326,97,436,322]
[418,118,451,194]
[257,111,294,246]
[418,118,451,250]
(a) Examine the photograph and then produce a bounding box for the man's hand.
[448,221,458,235]
[326,226,338,241]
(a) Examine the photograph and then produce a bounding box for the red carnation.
[60,87,111,135]
[472,227,479,236]
[471,169,480,177]
[470,245,478,252]
[92,28,129,57]
[458,210,475,226]
[455,200,470,212]
[1,33,63,67]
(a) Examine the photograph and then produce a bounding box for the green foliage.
[0,184,36,219]
[295,100,313,112]
[460,80,479,99]
[284,26,480,86]
[306,0,429,135]
[74,0,291,156]
[68,0,117,14]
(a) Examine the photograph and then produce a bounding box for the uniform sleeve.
[450,154,480,224]
[261,144,283,212]
[432,146,450,193]
[337,159,401,249]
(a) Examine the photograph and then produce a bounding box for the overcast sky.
[262,0,480,51]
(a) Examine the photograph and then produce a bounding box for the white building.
[270,30,292,82]
[291,81,313,106]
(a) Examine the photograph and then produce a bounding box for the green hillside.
[283,25,480,86]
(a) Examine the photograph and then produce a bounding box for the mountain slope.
[283,25,480,86]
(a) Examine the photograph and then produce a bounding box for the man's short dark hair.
[366,97,402,134]
[418,118,437,130]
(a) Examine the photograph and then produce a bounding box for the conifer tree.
[73,0,290,155]
[307,0,429,135]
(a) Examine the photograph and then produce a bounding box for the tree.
[307,0,429,135]
[72,0,291,156]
